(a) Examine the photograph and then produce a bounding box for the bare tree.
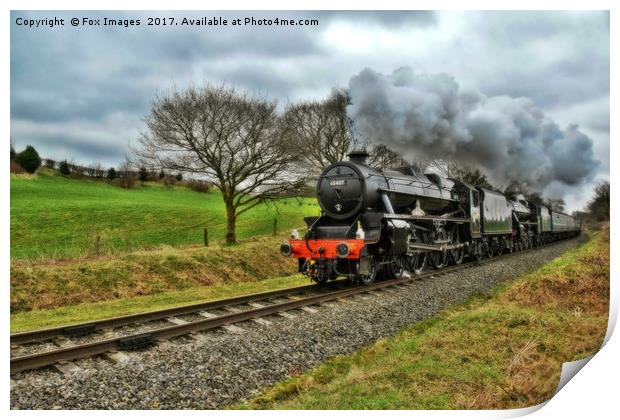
[138,84,303,244]
[10,137,16,160]
[118,157,137,189]
[546,198,566,212]
[44,158,57,169]
[416,159,494,189]
[93,163,105,178]
[283,90,411,174]
[587,181,610,221]
[85,164,97,178]
[367,144,409,169]
[282,90,355,176]
[412,159,458,178]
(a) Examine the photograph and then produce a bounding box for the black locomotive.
[281,151,581,284]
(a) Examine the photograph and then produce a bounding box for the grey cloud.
[211,66,300,99]
[480,57,609,109]
[316,10,437,27]
[11,126,132,166]
[10,10,326,123]
[42,134,127,161]
[471,11,608,47]
[579,107,609,133]
[439,12,609,110]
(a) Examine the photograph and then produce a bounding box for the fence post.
[203,227,209,246]
[272,218,277,236]
[95,235,101,255]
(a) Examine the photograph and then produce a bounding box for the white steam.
[347,67,598,192]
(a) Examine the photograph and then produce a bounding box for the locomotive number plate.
[329,179,347,186]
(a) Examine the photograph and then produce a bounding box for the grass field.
[10,170,318,260]
[241,228,609,409]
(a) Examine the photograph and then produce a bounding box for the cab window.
[472,191,480,207]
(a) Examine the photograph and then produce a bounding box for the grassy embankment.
[10,171,319,316]
[11,272,308,333]
[10,236,308,317]
[241,228,609,410]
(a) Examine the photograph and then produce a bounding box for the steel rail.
[11,280,349,345]
[10,238,576,374]
[10,262,466,374]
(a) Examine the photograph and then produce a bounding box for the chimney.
[348,150,369,165]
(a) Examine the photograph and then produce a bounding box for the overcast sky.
[10,10,609,211]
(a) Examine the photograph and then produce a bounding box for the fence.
[11,211,319,260]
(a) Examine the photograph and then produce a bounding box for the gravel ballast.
[11,239,581,409]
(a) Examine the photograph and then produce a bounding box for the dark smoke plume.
[346,67,598,192]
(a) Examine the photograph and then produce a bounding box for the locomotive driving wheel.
[471,241,483,262]
[407,252,427,275]
[358,257,378,286]
[388,257,406,279]
[496,239,504,256]
[430,249,449,269]
[486,240,495,258]
[430,228,449,269]
[450,246,464,265]
[449,229,464,265]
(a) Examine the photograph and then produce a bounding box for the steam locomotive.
[280,151,581,285]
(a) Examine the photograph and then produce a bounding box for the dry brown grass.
[10,235,297,313]
[499,227,609,315]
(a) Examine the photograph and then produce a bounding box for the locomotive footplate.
[382,214,470,223]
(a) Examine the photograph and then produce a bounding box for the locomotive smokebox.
[348,150,369,165]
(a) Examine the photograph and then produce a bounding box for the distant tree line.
[49,157,208,191]
[10,143,211,193]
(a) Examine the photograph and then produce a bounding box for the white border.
[3,1,616,419]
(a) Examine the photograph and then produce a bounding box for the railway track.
[11,281,350,346]
[10,240,573,375]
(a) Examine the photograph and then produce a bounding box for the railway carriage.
[551,210,582,238]
[281,151,581,285]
